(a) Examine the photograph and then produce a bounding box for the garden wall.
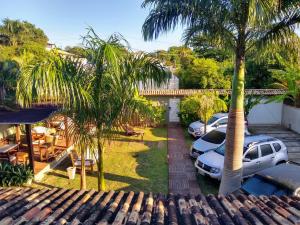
[282,104,300,134]
[247,99,283,125]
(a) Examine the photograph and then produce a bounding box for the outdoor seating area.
[0,107,72,175]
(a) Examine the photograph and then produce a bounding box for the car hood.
[189,121,204,129]
[198,151,224,169]
[193,138,220,153]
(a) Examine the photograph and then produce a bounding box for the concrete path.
[251,125,300,164]
[168,123,201,195]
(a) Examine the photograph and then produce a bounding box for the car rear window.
[273,143,282,152]
[201,130,226,144]
[260,144,274,157]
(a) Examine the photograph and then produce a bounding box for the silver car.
[195,135,288,180]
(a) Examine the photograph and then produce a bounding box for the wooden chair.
[69,149,94,172]
[35,135,56,162]
[16,152,29,165]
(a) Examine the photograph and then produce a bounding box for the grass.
[32,127,168,193]
[183,129,219,195]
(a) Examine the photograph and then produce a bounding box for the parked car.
[195,135,288,180]
[190,127,250,159]
[240,163,300,196]
[188,113,228,138]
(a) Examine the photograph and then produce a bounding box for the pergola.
[0,107,64,173]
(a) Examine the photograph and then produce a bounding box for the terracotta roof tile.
[1,187,300,225]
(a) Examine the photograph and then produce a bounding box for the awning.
[0,107,58,124]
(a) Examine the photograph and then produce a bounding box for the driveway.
[250,125,300,164]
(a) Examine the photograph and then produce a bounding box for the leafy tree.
[65,46,87,58]
[189,35,233,61]
[178,58,232,89]
[142,0,300,194]
[269,55,300,107]
[179,92,227,132]
[0,18,48,47]
[0,60,19,105]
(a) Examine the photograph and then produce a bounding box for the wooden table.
[0,144,19,154]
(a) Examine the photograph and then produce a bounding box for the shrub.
[179,92,227,128]
[0,162,34,187]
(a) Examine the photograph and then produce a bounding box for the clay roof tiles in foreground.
[1,188,300,225]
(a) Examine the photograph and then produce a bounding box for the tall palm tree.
[142,0,300,194]
[65,109,95,190]
[17,28,169,191]
[82,29,169,190]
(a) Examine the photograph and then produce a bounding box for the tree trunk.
[219,37,246,195]
[204,122,207,134]
[97,136,105,191]
[80,145,86,190]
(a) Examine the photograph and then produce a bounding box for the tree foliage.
[179,92,227,129]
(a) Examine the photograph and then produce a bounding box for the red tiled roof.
[139,89,286,97]
[0,187,300,224]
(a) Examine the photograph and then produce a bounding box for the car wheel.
[276,161,286,165]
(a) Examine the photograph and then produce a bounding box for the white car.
[188,113,228,138]
[190,127,250,159]
[195,135,288,180]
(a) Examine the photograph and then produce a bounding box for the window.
[245,147,259,160]
[201,130,226,144]
[218,118,228,125]
[273,143,282,152]
[260,144,274,157]
[207,116,219,125]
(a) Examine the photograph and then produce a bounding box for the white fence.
[282,104,300,134]
[247,99,283,125]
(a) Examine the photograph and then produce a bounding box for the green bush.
[179,92,227,127]
[178,96,200,127]
[0,162,34,187]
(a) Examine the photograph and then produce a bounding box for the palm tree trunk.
[97,135,105,191]
[219,37,246,195]
[80,145,86,190]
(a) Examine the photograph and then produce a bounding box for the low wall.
[247,100,283,125]
[282,104,300,134]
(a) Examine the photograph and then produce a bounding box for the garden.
[32,127,168,193]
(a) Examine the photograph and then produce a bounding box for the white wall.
[282,104,300,134]
[248,99,283,125]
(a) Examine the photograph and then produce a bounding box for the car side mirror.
[214,124,219,128]
[243,158,251,162]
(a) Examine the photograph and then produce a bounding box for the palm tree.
[17,28,169,191]
[142,0,300,194]
[65,109,95,190]
[82,29,169,190]
[195,92,227,134]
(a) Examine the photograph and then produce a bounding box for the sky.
[0,0,184,52]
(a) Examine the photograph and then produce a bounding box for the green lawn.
[32,127,168,193]
[183,129,219,195]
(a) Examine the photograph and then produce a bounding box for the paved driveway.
[250,125,300,164]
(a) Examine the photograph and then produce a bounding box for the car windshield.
[215,143,226,155]
[202,130,226,144]
[241,175,292,196]
[207,116,219,125]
